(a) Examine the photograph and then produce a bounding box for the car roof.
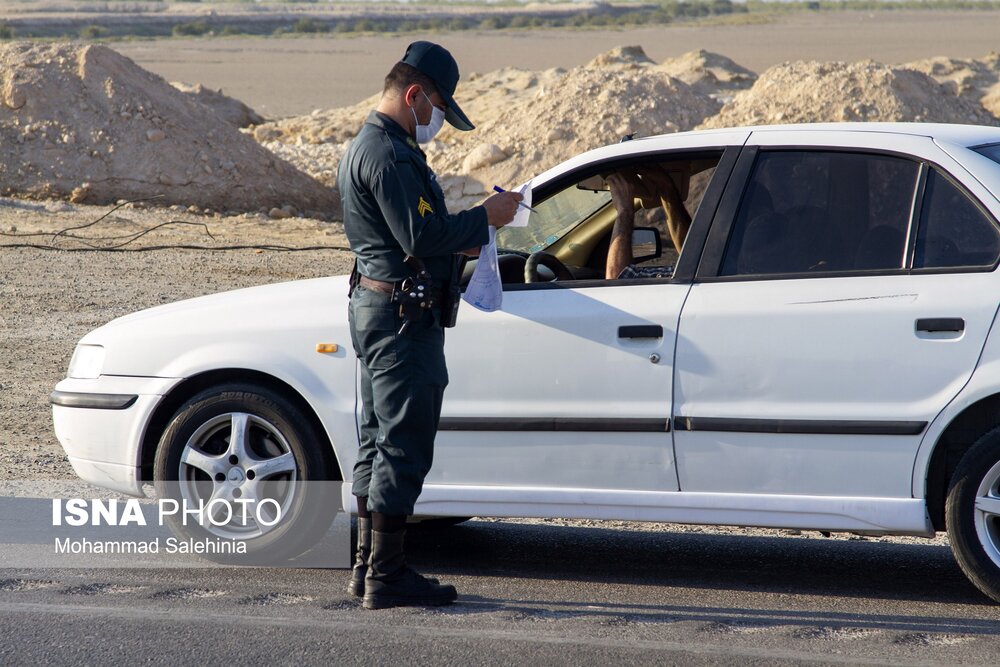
[667,122,1000,147]
[530,123,1000,189]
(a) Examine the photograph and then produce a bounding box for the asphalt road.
[2,520,999,665]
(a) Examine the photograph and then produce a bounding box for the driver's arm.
[605,173,637,280]
[636,166,691,254]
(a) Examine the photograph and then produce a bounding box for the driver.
[605,167,691,279]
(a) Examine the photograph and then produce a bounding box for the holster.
[439,283,460,328]
[348,262,360,297]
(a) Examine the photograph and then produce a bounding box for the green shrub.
[79,25,109,39]
[710,0,736,14]
[172,21,212,37]
[291,17,327,33]
[0,23,15,40]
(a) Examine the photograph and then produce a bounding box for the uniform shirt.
[337,111,489,286]
[617,264,674,279]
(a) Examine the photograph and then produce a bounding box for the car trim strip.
[439,417,670,432]
[49,390,138,410]
[673,416,927,436]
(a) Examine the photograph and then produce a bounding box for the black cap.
[401,41,474,131]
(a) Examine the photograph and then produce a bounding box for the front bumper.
[51,375,181,496]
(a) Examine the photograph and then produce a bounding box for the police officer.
[338,41,522,609]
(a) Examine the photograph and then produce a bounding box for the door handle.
[618,325,663,339]
[916,318,964,333]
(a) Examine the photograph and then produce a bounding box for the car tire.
[153,383,338,565]
[945,426,1000,603]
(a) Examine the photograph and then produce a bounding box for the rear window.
[974,143,1000,165]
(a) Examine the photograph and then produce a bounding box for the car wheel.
[153,383,337,564]
[946,426,1000,602]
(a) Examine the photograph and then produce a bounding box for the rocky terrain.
[700,58,999,128]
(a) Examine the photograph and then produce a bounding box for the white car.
[53,123,1000,600]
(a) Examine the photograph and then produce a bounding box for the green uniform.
[339,111,489,515]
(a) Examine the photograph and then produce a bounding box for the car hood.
[81,275,353,378]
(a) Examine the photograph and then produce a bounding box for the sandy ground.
[115,10,1000,117]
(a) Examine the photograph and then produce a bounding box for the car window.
[720,151,920,276]
[496,186,611,254]
[913,169,1000,269]
[974,143,1000,165]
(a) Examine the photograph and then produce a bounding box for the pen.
[492,185,538,213]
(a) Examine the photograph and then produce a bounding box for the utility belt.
[350,258,460,333]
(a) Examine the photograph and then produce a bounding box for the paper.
[462,226,502,312]
[506,182,532,228]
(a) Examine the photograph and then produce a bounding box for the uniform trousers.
[348,284,448,516]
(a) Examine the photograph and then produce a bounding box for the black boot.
[362,529,457,609]
[347,517,372,597]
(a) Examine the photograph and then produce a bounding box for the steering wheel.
[524,251,574,283]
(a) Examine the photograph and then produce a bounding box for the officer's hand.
[483,192,524,228]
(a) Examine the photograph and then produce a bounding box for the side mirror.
[632,227,661,264]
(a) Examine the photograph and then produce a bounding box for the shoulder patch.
[417,196,434,218]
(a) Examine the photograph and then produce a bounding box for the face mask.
[412,92,445,144]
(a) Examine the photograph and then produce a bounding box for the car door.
[434,283,685,493]
[673,130,1000,499]
[425,143,743,499]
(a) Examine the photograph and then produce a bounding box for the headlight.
[67,344,105,379]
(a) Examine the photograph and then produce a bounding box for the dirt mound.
[253,95,376,146]
[586,45,655,69]
[171,81,265,128]
[700,60,1000,129]
[0,42,336,214]
[655,49,756,102]
[252,66,567,147]
[985,87,1000,119]
[901,52,1000,117]
[259,139,348,189]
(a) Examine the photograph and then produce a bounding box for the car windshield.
[975,143,1000,166]
[496,186,612,254]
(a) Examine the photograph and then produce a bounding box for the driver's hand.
[483,192,523,228]
[606,173,635,216]
[636,166,683,206]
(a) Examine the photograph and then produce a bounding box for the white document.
[506,182,532,228]
[462,226,502,312]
